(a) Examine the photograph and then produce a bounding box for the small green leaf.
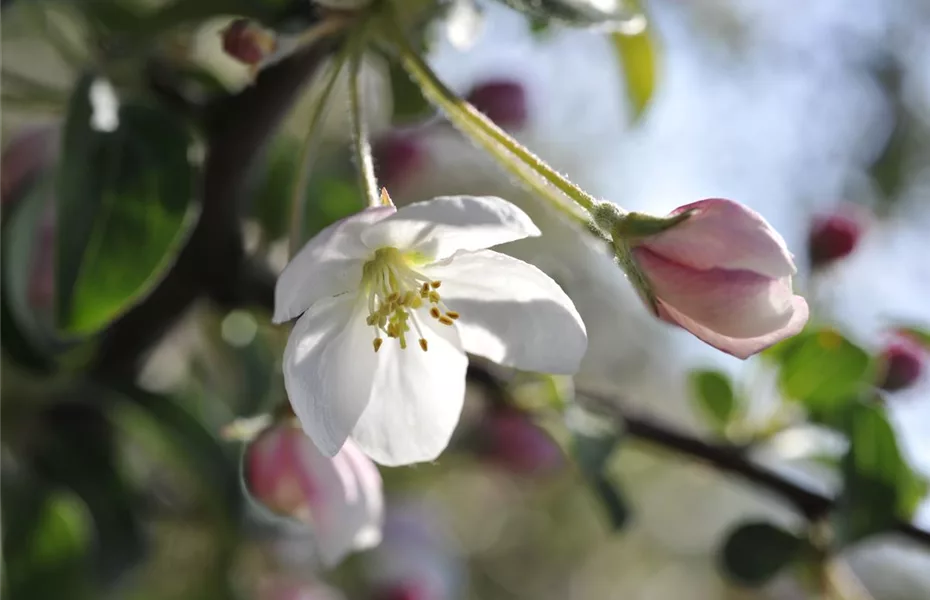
[720,522,804,586]
[690,370,736,431]
[610,23,658,122]
[571,430,628,530]
[56,75,197,335]
[778,329,872,415]
[388,59,434,124]
[834,402,926,545]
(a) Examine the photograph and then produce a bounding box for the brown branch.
[577,390,930,547]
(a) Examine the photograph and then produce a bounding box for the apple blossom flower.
[628,198,809,359]
[275,194,586,466]
[244,423,383,566]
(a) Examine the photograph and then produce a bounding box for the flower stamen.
[362,247,459,352]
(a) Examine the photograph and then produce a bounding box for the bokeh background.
[3,0,930,598]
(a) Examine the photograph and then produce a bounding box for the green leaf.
[56,75,197,335]
[572,430,628,529]
[610,23,658,122]
[690,370,736,431]
[3,489,95,600]
[388,59,434,124]
[777,329,872,415]
[720,522,804,586]
[834,402,927,545]
[1,176,57,372]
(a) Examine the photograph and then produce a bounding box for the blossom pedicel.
[627,198,809,359]
[275,192,586,466]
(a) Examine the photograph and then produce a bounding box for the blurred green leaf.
[1,176,57,372]
[388,59,434,124]
[720,522,804,586]
[252,136,302,242]
[834,402,927,545]
[56,74,197,336]
[572,431,628,529]
[4,490,95,600]
[689,370,736,431]
[34,399,146,581]
[610,24,658,122]
[777,329,872,415]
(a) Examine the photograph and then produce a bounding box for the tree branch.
[577,391,930,547]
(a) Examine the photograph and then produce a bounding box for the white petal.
[300,439,383,566]
[283,295,378,455]
[274,207,394,323]
[423,250,587,374]
[360,196,540,260]
[351,318,467,466]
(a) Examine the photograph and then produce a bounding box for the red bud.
[878,338,923,392]
[809,213,861,268]
[465,80,528,130]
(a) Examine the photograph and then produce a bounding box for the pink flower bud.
[221,19,276,66]
[480,410,563,475]
[373,133,423,190]
[878,337,923,392]
[629,198,809,359]
[245,424,383,566]
[464,80,528,130]
[376,582,432,600]
[809,213,861,268]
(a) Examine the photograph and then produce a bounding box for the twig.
[577,390,930,547]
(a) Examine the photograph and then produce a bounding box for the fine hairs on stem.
[348,34,381,209]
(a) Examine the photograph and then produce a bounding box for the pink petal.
[639,198,796,278]
[633,247,808,358]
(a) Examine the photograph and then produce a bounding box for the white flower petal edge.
[284,295,378,455]
[351,317,467,466]
[274,207,395,324]
[361,195,541,261]
[423,250,587,374]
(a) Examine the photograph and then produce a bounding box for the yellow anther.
[399,337,407,350]
[445,311,459,320]
[428,291,441,303]
[430,281,442,289]
[419,338,428,351]
[387,292,400,304]
[373,338,383,352]
[420,283,430,294]
[403,291,418,306]
[438,316,454,326]
[411,296,423,309]
[429,307,441,319]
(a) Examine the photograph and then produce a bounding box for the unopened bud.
[479,409,563,475]
[809,213,861,268]
[373,134,423,190]
[221,19,276,66]
[878,338,923,392]
[465,80,528,129]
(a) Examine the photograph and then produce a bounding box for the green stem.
[349,38,381,208]
[385,10,599,214]
[287,41,352,258]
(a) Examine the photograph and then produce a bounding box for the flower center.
[361,247,459,352]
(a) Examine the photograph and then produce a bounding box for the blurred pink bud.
[375,582,432,600]
[258,578,346,600]
[221,19,276,66]
[878,336,923,392]
[245,424,384,566]
[28,208,56,309]
[464,80,528,130]
[809,212,861,268]
[480,410,563,475]
[373,133,423,190]
[630,198,809,359]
